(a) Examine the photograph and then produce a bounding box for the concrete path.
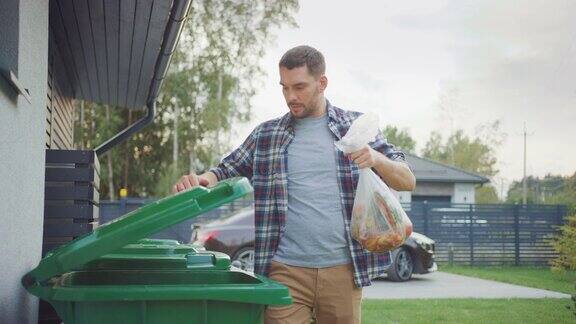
[363,272,571,299]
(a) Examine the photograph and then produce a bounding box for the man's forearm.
[200,171,219,187]
[373,152,416,191]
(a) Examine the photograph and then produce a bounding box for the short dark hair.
[279,45,325,77]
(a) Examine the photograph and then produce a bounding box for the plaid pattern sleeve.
[209,127,259,181]
[370,131,407,163]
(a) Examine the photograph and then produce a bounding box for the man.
[173,45,415,324]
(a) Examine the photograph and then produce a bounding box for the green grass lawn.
[439,265,576,295]
[362,299,575,324]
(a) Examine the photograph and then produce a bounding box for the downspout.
[95,0,191,156]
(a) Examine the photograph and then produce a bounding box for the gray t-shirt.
[273,113,352,267]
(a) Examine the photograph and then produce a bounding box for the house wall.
[392,182,480,204]
[453,183,476,204]
[412,182,454,197]
[46,26,75,150]
[0,1,49,323]
[396,191,412,203]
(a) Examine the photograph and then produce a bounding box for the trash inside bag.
[349,169,413,252]
[335,113,413,253]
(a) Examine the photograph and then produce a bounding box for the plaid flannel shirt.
[210,101,407,287]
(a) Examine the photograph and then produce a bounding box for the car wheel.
[232,246,255,272]
[387,247,414,282]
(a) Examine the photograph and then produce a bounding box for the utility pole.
[522,123,527,205]
[521,123,535,205]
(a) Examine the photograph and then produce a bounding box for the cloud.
[241,0,576,183]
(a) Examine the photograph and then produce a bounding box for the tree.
[74,0,299,199]
[421,131,445,162]
[476,185,500,204]
[506,173,576,209]
[381,125,416,153]
[150,0,298,197]
[422,129,499,177]
[74,101,124,200]
[543,173,576,209]
[421,123,505,204]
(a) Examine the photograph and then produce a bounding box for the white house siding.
[396,191,412,203]
[412,182,454,197]
[453,183,476,204]
[0,1,49,323]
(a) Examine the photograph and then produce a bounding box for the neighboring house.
[395,153,490,204]
[0,1,190,323]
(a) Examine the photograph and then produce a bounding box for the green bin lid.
[26,177,252,284]
[81,239,230,271]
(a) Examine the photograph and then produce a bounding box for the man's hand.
[172,173,212,194]
[348,144,416,191]
[348,145,378,169]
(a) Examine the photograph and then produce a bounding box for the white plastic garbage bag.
[335,113,413,252]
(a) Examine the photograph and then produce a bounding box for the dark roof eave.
[95,0,191,156]
[406,152,491,184]
[415,177,490,184]
[146,0,190,104]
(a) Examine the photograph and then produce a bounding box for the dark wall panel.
[47,27,75,150]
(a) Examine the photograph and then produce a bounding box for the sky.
[231,0,576,194]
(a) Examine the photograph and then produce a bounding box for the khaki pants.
[265,261,362,324]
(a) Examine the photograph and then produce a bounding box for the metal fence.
[404,202,568,266]
[100,199,568,266]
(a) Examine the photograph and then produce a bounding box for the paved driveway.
[363,272,571,299]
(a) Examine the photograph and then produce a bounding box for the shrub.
[552,215,576,271]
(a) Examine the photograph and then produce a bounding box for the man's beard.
[288,90,321,118]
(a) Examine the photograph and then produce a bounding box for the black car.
[192,208,437,281]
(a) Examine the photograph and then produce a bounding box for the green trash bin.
[22,177,291,324]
